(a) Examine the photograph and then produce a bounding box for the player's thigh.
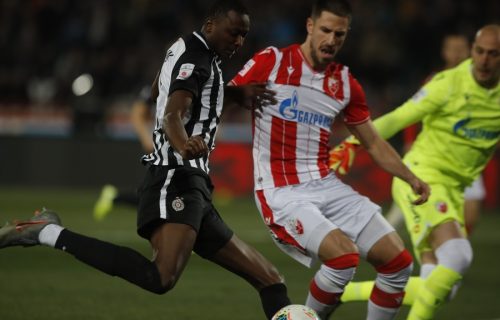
[356,212,402,267]
[255,186,340,265]
[392,178,465,258]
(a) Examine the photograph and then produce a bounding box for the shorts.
[392,177,466,260]
[137,165,233,258]
[254,173,382,267]
[464,175,485,201]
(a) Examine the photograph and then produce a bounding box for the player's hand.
[328,140,359,175]
[408,177,431,205]
[181,136,209,160]
[241,83,277,115]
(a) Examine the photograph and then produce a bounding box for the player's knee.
[152,271,180,295]
[320,253,360,287]
[436,239,473,275]
[375,249,413,291]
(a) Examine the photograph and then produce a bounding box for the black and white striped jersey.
[141,31,224,173]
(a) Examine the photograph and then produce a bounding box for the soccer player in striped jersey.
[330,25,500,319]
[231,0,430,319]
[0,1,292,318]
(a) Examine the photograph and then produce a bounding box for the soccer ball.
[272,304,320,320]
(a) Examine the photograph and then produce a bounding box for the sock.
[341,280,373,302]
[341,277,424,306]
[367,249,413,320]
[259,283,291,320]
[55,229,166,294]
[420,263,436,278]
[38,224,65,247]
[306,253,359,319]
[407,265,462,320]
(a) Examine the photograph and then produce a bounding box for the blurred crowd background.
[1,0,499,135]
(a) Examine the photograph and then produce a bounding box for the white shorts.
[254,173,387,267]
[464,176,486,201]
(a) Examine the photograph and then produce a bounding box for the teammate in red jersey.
[231,0,430,319]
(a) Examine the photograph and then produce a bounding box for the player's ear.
[306,17,314,35]
[205,18,214,34]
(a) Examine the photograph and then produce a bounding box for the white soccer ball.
[271,304,320,320]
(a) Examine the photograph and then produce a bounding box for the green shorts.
[392,177,466,260]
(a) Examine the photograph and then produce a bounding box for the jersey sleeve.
[373,70,450,140]
[230,47,277,85]
[168,50,211,99]
[343,76,371,125]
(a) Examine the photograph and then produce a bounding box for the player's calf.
[306,253,360,319]
[368,249,413,320]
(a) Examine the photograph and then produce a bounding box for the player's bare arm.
[163,89,209,160]
[348,120,430,205]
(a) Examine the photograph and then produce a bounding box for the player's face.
[306,11,349,69]
[206,10,250,59]
[442,36,469,68]
[471,31,500,88]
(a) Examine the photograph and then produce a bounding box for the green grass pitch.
[0,186,499,319]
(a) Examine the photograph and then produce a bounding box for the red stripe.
[324,253,360,270]
[317,128,330,178]
[275,45,302,86]
[255,190,304,250]
[310,279,341,305]
[376,250,413,274]
[270,117,287,187]
[370,285,405,308]
[282,120,299,185]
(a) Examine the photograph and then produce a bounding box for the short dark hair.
[206,0,249,21]
[311,0,352,21]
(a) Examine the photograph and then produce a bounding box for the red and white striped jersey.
[231,44,370,190]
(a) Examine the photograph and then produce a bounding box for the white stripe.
[159,169,176,219]
[340,66,351,105]
[193,31,209,49]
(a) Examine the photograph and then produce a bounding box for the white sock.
[420,263,436,278]
[38,224,65,247]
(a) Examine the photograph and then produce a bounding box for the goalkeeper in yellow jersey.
[329,25,500,319]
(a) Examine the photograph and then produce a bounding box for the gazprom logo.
[278,91,333,128]
[453,117,500,140]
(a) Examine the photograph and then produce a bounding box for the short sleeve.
[343,76,371,125]
[230,47,277,85]
[168,50,211,98]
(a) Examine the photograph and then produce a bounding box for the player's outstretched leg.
[305,229,360,319]
[407,222,472,320]
[0,208,195,295]
[207,234,291,320]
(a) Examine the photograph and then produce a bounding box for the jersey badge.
[411,88,427,102]
[435,201,448,214]
[177,63,195,80]
[172,197,185,212]
[326,77,339,96]
[285,218,304,236]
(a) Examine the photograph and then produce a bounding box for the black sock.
[259,283,291,319]
[55,229,166,294]
[114,191,140,206]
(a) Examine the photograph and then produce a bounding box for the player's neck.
[300,42,328,72]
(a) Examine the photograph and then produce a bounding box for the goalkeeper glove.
[328,136,360,175]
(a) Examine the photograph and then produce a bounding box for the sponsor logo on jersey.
[453,117,500,140]
[279,90,333,128]
[176,63,195,80]
[172,197,185,211]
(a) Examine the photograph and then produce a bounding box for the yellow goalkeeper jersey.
[373,59,500,189]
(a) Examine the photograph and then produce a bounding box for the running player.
[0,1,292,318]
[230,0,430,319]
[330,25,500,319]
